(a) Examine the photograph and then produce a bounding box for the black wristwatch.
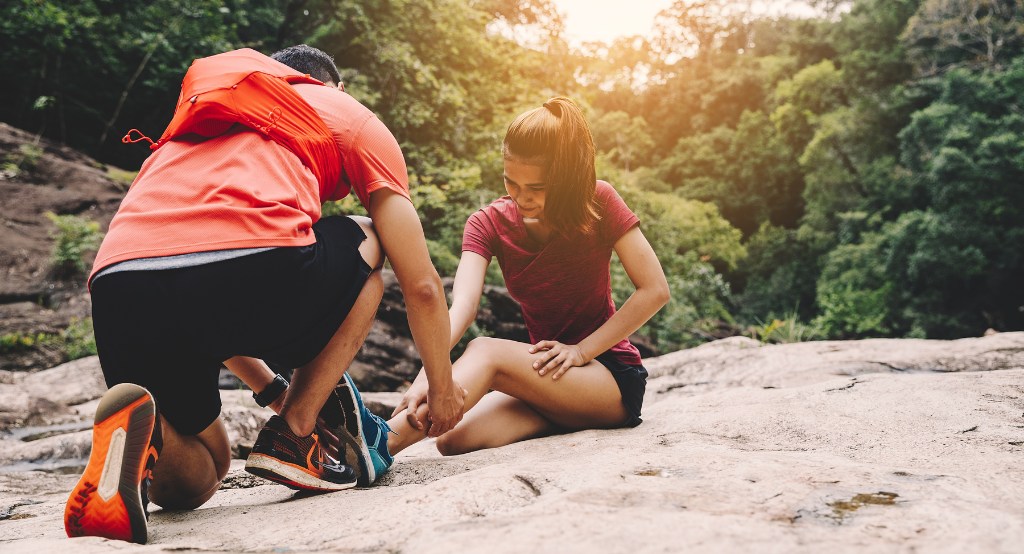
[253,374,289,407]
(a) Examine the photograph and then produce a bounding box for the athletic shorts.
[594,352,648,427]
[90,216,372,435]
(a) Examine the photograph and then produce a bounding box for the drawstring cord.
[122,129,156,148]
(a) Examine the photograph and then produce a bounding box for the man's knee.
[148,416,229,510]
[348,215,382,269]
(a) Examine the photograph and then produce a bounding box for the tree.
[0,0,290,167]
[815,61,1024,337]
[591,111,656,174]
[903,0,1024,73]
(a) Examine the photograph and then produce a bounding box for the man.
[64,45,465,544]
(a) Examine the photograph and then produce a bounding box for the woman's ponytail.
[503,97,599,236]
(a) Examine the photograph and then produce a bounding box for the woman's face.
[503,158,547,220]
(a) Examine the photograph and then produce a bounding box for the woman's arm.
[447,251,490,350]
[532,225,670,379]
[392,251,490,427]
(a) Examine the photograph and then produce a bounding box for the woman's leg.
[388,337,628,455]
[435,391,554,455]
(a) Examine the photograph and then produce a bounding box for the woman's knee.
[462,336,502,360]
[435,430,474,456]
[462,338,536,389]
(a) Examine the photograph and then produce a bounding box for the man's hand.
[424,379,467,437]
[392,375,429,430]
[529,341,588,380]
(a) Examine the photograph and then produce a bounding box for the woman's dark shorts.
[90,216,372,436]
[594,352,648,427]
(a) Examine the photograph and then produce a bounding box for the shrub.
[62,317,98,360]
[1,143,44,180]
[0,331,55,353]
[45,212,103,278]
[748,310,823,344]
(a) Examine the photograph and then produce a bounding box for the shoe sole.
[65,383,157,544]
[245,453,357,492]
[340,373,375,485]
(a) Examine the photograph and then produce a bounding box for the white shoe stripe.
[98,427,127,501]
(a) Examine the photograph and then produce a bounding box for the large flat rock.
[1,333,1022,552]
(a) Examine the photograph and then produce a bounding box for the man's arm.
[367,188,465,436]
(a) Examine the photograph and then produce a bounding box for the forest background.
[2,0,1022,353]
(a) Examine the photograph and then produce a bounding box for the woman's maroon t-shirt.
[462,180,643,366]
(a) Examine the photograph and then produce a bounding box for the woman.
[378,96,669,463]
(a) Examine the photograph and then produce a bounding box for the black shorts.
[594,352,648,427]
[90,216,372,435]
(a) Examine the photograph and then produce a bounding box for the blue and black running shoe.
[328,372,393,486]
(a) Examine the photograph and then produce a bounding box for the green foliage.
[312,0,564,173]
[105,167,139,190]
[618,186,746,271]
[660,110,805,235]
[62,318,98,360]
[425,239,462,277]
[749,310,823,344]
[0,331,55,353]
[45,212,103,278]
[1,143,44,180]
[903,0,1024,72]
[409,163,490,276]
[734,223,822,322]
[591,111,656,172]
[812,59,1024,338]
[813,234,894,337]
[0,0,297,167]
[0,318,97,361]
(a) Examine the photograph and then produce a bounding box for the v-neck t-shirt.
[462,180,643,366]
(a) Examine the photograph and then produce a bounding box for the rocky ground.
[0,332,1022,553]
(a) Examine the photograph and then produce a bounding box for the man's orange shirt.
[91,83,409,280]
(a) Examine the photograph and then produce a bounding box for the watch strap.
[253,374,289,407]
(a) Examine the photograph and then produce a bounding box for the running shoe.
[244,415,357,491]
[65,382,161,544]
[317,384,364,483]
[332,372,393,486]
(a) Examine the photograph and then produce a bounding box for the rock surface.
[1,333,1022,552]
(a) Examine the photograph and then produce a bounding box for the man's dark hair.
[271,44,342,86]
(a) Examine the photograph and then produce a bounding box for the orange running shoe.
[65,383,161,544]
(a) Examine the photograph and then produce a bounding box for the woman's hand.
[392,375,430,430]
[529,341,588,381]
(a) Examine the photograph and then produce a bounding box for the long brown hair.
[502,96,599,236]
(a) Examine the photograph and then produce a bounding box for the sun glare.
[550,0,822,46]
[551,0,674,46]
